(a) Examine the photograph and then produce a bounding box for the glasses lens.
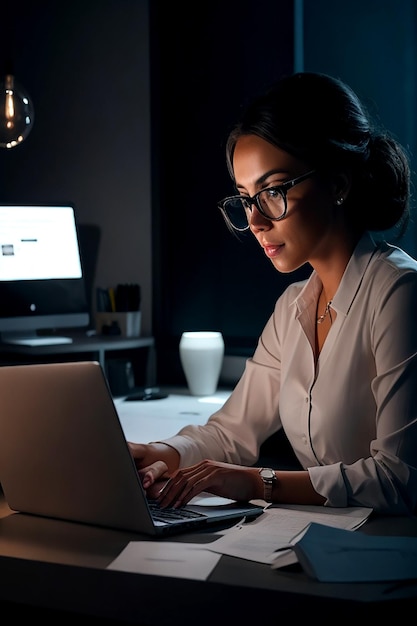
[221,198,250,231]
[220,187,287,231]
[258,188,286,219]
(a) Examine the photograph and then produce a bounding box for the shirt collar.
[294,232,378,317]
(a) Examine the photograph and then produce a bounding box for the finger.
[140,461,168,488]
[147,479,169,500]
[158,465,213,507]
[158,476,193,508]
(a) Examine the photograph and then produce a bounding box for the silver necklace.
[316,300,333,324]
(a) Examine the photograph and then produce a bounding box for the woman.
[129,72,417,515]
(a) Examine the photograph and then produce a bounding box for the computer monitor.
[0,203,89,346]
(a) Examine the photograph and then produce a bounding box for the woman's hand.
[138,460,170,499]
[127,441,180,474]
[154,460,263,508]
[127,442,180,499]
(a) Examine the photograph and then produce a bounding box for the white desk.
[115,388,301,470]
[114,388,231,443]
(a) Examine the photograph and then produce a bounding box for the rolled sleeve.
[308,463,349,507]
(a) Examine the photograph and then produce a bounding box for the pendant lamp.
[0,73,34,149]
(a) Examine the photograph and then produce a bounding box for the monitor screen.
[0,204,89,345]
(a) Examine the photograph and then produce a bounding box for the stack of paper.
[271,522,417,582]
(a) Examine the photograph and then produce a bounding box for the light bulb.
[0,74,34,149]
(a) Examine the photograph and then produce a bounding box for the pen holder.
[96,311,141,337]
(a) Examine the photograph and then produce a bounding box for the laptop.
[0,361,264,536]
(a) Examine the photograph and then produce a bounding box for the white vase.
[179,331,224,396]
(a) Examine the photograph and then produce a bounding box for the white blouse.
[162,232,417,514]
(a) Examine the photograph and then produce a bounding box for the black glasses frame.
[218,169,316,232]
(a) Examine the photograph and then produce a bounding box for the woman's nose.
[249,205,272,232]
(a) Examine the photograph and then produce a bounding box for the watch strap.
[259,467,276,502]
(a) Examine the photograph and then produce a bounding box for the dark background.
[0,0,416,386]
[150,0,311,383]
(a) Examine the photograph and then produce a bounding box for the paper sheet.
[107,504,372,578]
[108,542,221,580]
[206,504,372,564]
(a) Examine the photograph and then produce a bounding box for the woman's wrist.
[149,441,180,473]
[257,468,278,502]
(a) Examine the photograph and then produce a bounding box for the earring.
[335,197,344,206]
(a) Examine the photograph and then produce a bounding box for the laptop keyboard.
[148,499,206,524]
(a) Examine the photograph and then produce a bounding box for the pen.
[108,287,116,312]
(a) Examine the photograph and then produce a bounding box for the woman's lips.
[263,243,284,258]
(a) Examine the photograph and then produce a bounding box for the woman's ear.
[332,171,352,205]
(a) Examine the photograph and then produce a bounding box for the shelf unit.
[0,333,156,391]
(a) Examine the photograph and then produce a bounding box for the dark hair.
[225,72,411,235]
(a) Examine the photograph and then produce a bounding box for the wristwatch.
[259,467,277,502]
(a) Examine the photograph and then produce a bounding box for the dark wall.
[150,0,417,386]
[150,0,311,384]
[303,0,417,257]
[0,0,152,333]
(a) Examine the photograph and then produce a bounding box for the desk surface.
[1,391,417,623]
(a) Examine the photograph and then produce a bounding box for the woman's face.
[232,134,338,274]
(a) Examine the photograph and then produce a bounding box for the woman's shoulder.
[349,233,417,289]
[363,240,417,313]
[369,240,417,290]
[376,239,417,273]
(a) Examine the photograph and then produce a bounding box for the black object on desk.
[124,387,168,401]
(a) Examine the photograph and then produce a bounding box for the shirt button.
[305,397,309,403]
[302,435,308,445]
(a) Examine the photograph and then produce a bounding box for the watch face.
[260,468,275,480]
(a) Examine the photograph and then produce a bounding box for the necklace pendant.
[316,301,332,324]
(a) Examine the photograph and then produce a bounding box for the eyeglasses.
[218,170,316,232]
